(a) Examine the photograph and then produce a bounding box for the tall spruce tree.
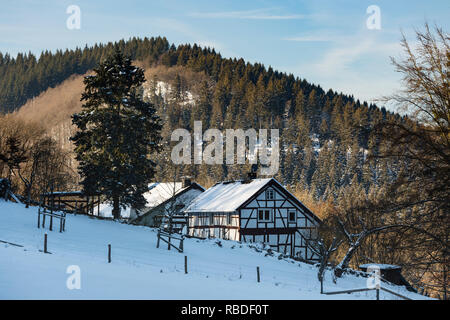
[71,49,162,219]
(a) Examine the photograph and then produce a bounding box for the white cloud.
[153,18,203,40]
[286,32,403,104]
[282,35,334,42]
[151,18,237,58]
[189,8,305,20]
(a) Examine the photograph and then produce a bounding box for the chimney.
[182,176,191,188]
[246,164,258,180]
[247,171,257,180]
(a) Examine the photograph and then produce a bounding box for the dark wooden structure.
[41,191,101,216]
[0,178,10,200]
[359,264,417,292]
[0,178,21,203]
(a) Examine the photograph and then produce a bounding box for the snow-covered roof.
[99,182,204,219]
[142,182,186,208]
[360,264,402,270]
[41,191,84,196]
[185,178,272,213]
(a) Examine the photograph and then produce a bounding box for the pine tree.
[71,49,162,219]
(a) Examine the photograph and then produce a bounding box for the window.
[266,189,274,200]
[209,213,214,225]
[258,209,272,222]
[288,210,296,223]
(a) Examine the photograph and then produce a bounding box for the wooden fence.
[37,205,66,232]
[323,286,412,300]
[156,229,184,253]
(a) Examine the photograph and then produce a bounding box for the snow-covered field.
[0,200,428,300]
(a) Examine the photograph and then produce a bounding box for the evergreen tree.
[71,49,162,219]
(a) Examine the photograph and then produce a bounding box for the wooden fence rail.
[38,206,66,232]
[323,286,412,300]
[156,229,184,253]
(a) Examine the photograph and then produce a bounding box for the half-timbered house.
[128,179,204,232]
[184,178,321,261]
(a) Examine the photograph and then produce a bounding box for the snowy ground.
[0,200,428,300]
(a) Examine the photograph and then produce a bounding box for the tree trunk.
[25,187,31,208]
[112,195,120,219]
[334,241,361,277]
[318,263,325,293]
[25,182,33,208]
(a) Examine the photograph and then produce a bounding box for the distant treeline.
[0,37,169,113]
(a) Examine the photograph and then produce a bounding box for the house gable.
[238,179,321,225]
[237,179,320,261]
[186,178,320,261]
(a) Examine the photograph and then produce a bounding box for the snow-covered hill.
[0,200,428,300]
[143,80,195,106]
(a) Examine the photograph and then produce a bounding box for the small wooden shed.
[359,264,417,292]
[41,191,102,216]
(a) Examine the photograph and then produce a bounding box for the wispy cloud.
[189,8,306,20]
[151,18,237,58]
[316,38,401,76]
[282,30,358,43]
[282,36,335,42]
[283,28,405,103]
[153,17,203,40]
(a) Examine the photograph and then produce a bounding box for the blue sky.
[1,0,449,105]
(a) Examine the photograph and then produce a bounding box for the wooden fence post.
[44,233,48,253]
[257,266,260,283]
[156,230,160,248]
[320,277,324,294]
[37,208,40,229]
[376,288,380,300]
[108,244,111,263]
[168,235,171,250]
[185,256,188,274]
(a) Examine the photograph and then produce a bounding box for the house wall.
[239,184,319,261]
[187,212,240,240]
[134,206,164,227]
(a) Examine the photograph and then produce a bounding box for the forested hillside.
[0,36,405,205]
[0,37,169,113]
